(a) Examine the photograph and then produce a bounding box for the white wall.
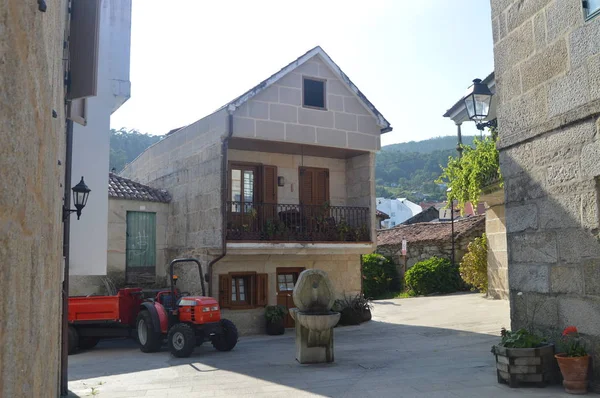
[376,198,422,228]
[70,0,132,275]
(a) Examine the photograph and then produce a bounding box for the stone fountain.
[289,269,340,364]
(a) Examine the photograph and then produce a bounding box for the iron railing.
[226,202,371,242]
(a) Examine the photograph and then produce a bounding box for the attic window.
[303,78,326,109]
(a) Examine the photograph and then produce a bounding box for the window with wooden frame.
[218,272,268,310]
[303,77,326,109]
[230,164,258,213]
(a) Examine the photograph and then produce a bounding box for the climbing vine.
[436,128,502,211]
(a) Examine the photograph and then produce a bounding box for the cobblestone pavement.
[68,293,573,397]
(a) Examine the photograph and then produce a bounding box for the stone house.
[376,215,485,276]
[490,0,600,388]
[120,46,392,334]
[70,174,171,295]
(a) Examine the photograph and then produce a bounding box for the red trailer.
[68,258,238,357]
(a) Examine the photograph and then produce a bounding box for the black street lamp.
[464,78,496,131]
[63,176,91,220]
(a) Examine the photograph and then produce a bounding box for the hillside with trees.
[109,128,162,172]
[376,136,476,202]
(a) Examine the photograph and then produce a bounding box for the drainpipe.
[207,108,234,297]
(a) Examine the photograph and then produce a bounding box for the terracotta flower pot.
[555,353,590,394]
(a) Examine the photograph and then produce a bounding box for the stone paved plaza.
[68,294,573,397]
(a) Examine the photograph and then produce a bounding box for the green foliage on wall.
[437,129,501,210]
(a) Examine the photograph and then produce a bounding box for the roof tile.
[108,173,171,203]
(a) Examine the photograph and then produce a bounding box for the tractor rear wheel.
[136,310,162,353]
[211,319,238,352]
[68,326,79,355]
[78,337,100,351]
[168,323,195,358]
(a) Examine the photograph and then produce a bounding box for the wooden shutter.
[219,274,231,309]
[68,0,101,99]
[256,274,268,307]
[315,169,329,205]
[299,168,314,205]
[262,166,277,204]
[68,98,87,126]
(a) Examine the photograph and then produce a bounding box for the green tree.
[109,128,162,172]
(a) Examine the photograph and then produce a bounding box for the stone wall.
[491,0,600,387]
[70,199,170,296]
[346,153,377,243]
[232,55,382,152]
[214,254,361,335]
[481,188,509,300]
[121,109,228,280]
[0,1,68,396]
[377,224,485,276]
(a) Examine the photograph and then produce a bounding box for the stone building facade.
[121,46,391,334]
[491,0,600,387]
[1,2,68,396]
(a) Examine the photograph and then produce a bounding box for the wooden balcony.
[226,202,370,242]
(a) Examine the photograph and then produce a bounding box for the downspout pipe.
[207,108,234,297]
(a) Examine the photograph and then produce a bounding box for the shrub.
[361,253,400,298]
[264,305,288,323]
[333,294,373,325]
[460,234,488,293]
[404,256,462,295]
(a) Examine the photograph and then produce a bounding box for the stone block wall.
[0,1,68,396]
[232,54,383,152]
[492,0,600,386]
[481,188,509,300]
[346,153,377,242]
[214,254,361,335]
[121,109,228,280]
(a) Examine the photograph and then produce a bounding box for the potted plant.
[491,328,558,388]
[555,326,590,394]
[264,305,287,335]
[333,294,373,325]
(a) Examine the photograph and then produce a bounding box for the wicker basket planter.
[493,344,559,388]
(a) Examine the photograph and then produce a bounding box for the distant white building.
[376,198,422,228]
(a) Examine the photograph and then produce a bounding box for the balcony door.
[299,167,330,207]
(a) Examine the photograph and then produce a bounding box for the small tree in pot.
[264,305,288,335]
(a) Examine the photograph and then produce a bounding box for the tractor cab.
[135,258,238,357]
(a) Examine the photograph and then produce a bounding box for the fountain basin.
[290,308,340,331]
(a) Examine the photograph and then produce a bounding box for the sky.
[111,0,494,147]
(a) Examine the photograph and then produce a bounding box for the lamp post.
[447,187,455,267]
[464,78,495,131]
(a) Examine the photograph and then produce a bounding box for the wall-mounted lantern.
[63,176,91,221]
[464,78,496,131]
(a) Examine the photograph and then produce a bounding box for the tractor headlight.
[211,306,219,311]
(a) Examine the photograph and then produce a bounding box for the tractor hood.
[178,296,219,307]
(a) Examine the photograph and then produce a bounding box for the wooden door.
[299,167,330,236]
[229,164,259,235]
[276,267,304,327]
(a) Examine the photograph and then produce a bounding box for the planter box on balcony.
[493,344,559,388]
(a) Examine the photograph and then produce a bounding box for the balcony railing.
[226,202,370,242]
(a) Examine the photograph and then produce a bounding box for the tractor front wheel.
[211,319,238,352]
[168,323,195,358]
[78,337,100,351]
[136,310,162,353]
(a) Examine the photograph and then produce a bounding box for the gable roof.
[217,46,392,132]
[108,173,171,203]
[377,215,485,248]
[376,209,390,220]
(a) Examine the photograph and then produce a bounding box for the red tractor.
[68,258,238,357]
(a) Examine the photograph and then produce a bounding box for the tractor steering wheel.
[179,292,191,297]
